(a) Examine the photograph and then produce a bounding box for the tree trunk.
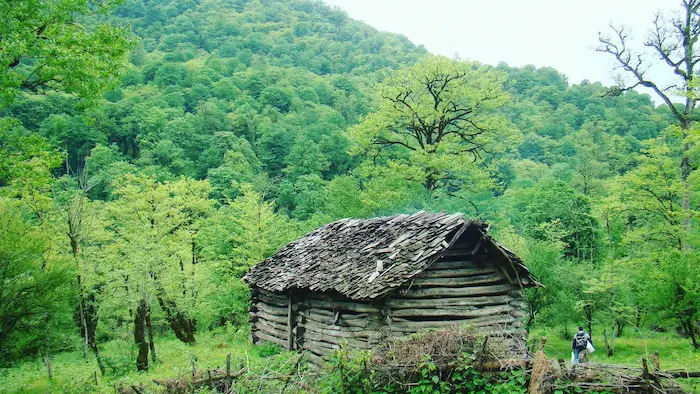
[615,319,625,337]
[77,276,89,360]
[584,305,593,336]
[84,291,105,375]
[687,318,699,349]
[134,298,149,371]
[681,121,693,245]
[146,306,157,362]
[42,346,53,379]
[603,328,614,357]
[635,307,643,329]
[156,295,196,344]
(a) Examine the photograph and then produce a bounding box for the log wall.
[250,256,529,361]
[386,257,528,358]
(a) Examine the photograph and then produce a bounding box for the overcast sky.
[323,0,678,96]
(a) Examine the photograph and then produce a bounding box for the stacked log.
[386,258,528,358]
[249,289,290,348]
[294,293,382,360]
[250,257,530,361]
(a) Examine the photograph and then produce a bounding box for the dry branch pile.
[550,363,688,394]
[372,326,482,374]
[369,325,524,379]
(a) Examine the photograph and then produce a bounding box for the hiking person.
[571,326,592,364]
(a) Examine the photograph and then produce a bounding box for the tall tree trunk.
[635,307,643,329]
[688,318,699,349]
[146,306,157,362]
[680,120,693,248]
[584,305,593,336]
[603,328,614,357]
[76,284,105,375]
[84,291,105,375]
[77,276,89,360]
[134,298,149,371]
[46,349,53,379]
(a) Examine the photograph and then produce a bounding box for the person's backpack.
[574,332,587,349]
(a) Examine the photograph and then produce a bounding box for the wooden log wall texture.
[384,257,529,358]
[249,289,291,346]
[250,256,530,360]
[294,294,384,358]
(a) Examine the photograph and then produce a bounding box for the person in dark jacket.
[571,326,592,364]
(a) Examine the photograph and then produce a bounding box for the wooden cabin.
[243,212,539,363]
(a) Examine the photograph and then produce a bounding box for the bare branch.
[597,24,685,123]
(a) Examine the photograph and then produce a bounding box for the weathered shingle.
[243,211,537,300]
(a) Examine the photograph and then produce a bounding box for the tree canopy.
[1,0,699,383]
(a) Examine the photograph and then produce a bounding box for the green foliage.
[520,179,600,259]
[0,199,75,361]
[350,55,517,200]
[323,350,529,394]
[3,0,700,383]
[0,119,63,202]
[0,0,133,105]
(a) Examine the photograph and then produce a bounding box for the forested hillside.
[1,0,699,391]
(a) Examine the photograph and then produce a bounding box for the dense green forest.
[1,0,699,391]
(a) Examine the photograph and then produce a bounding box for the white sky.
[323,0,678,96]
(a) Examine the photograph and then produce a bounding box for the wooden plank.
[254,302,288,316]
[440,248,476,257]
[255,290,289,305]
[256,320,288,339]
[301,349,326,365]
[301,329,370,349]
[300,308,369,322]
[287,293,294,351]
[411,273,506,287]
[300,321,376,339]
[300,341,336,358]
[387,295,514,309]
[306,299,378,313]
[425,260,480,270]
[251,310,288,325]
[400,283,516,298]
[300,305,371,319]
[296,316,369,332]
[302,311,370,328]
[256,317,288,332]
[390,304,513,318]
[388,314,516,331]
[303,336,341,350]
[417,267,498,279]
[254,330,287,348]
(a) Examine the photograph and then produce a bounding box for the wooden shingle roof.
[243,211,537,300]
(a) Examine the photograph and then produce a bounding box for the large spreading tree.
[597,0,699,241]
[350,55,518,211]
[598,1,700,347]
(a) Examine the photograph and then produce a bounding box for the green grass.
[2,326,699,393]
[530,327,700,393]
[0,326,281,394]
[529,327,700,370]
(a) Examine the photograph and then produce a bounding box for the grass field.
[530,327,700,393]
[0,326,273,394]
[1,326,699,393]
[529,327,700,370]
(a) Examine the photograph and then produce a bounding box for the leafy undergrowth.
[0,326,283,394]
